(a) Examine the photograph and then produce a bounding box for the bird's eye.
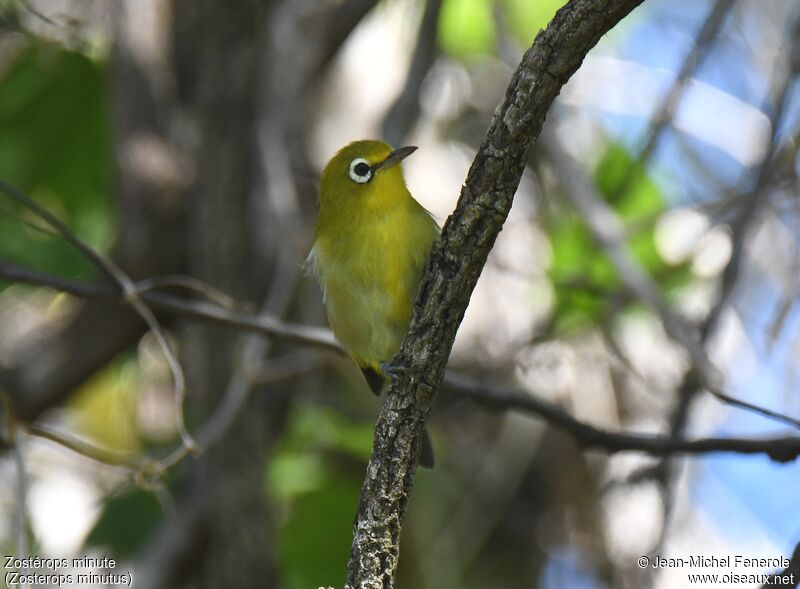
[349,158,372,184]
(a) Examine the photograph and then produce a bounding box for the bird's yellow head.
[318,140,416,215]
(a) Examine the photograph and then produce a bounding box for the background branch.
[612,0,735,200]
[381,0,442,146]
[445,374,800,463]
[0,181,195,450]
[539,136,800,431]
[5,258,798,467]
[0,260,340,358]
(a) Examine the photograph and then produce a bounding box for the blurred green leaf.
[276,471,360,589]
[439,0,495,58]
[269,404,372,589]
[502,0,561,45]
[547,142,691,330]
[85,488,162,558]
[281,404,373,463]
[438,0,562,59]
[268,404,372,500]
[0,41,113,282]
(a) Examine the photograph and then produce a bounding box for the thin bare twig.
[654,17,800,559]
[703,50,799,339]
[14,366,800,487]
[382,0,442,146]
[0,180,197,452]
[766,253,800,348]
[253,349,329,385]
[612,0,735,201]
[134,275,237,309]
[5,257,799,433]
[445,372,800,463]
[0,200,61,239]
[539,138,800,431]
[705,388,800,429]
[19,0,59,28]
[0,260,109,297]
[24,426,182,497]
[0,260,340,352]
[129,299,195,451]
[655,13,800,500]
[26,424,141,469]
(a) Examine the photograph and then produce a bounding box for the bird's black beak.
[375,146,417,172]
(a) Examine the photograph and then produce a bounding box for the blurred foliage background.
[0,0,799,588]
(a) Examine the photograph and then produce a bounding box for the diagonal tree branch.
[345,1,648,587]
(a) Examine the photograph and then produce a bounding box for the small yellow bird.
[306,140,439,467]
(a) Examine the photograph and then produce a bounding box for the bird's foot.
[380,360,404,379]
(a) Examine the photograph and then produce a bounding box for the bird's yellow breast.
[310,180,438,372]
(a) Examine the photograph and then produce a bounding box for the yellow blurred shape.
[69,362,142,454]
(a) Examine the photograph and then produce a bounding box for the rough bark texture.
[345,0,647,587]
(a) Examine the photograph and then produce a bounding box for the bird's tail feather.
[419,428,435,469]
[361,366,385,396]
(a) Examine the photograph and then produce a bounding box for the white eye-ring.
[349,158,372,184]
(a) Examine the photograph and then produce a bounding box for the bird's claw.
[380,361,404,379]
